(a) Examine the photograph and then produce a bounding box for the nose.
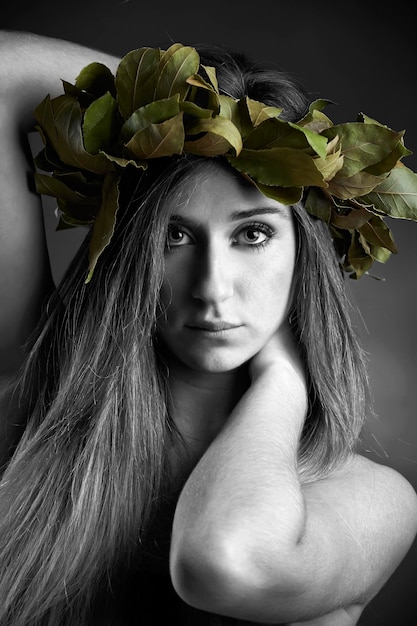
[191,242,234,305]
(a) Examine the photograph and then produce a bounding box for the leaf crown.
[33,43,417,282]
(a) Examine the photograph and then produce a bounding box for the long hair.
[0,44,369,624]
[290,204,368,479]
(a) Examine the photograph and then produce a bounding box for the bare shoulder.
[341,454,417,525]
[302,452,417,607]
[309,453,417,571]
[312,452,416,509]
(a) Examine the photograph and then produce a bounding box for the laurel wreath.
[33,43,417,282]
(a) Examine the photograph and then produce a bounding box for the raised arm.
[169,330,417,624]
[0,30,119,375]
[0,31,119,464]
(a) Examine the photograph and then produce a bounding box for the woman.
[0,30,416,626]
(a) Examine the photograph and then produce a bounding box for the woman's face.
[157,162,297,373]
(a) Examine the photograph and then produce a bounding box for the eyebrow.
[169,206,290,223]
[230,207,290,220]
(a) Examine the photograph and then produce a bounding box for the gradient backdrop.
[2,1,416,623]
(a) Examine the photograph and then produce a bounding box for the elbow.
[170,530,263,617]
[169,526,308,621]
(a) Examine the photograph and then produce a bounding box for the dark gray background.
[2,1,416,623]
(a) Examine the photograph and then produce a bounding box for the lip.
[185,321,242,332]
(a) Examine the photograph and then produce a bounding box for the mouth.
[185,321,242,332]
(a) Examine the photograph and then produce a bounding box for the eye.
[233,223,275,247]
[166,224,194,248]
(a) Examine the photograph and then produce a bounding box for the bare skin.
[1,30,416,626]
[168,331,417,624]
[159,166,417,624]
[0,30,118,465]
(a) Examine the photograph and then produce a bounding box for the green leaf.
[179,100,214,120]
[100,152,147,169]
[242,118,292,150]
[121,94,181,141]
[368,243,392,264]
[33,144,61,172]
[186,117,243,156]
[116,47,162,119]
[322,123,405,177]
[327,170,388,200]
[312,136,344,181]
[57,201,100,227]
[75,62,116,97]
[62,80,96,108]
[86,173,121,283]
[364,140,410,176]
[35,173,102,228]
[35,172,100,211]
[346,232,374,279]
[289,122,328,158]
[154,44,200,101]
[297,99,335,134]
[254,182,303,205]
[243,117,328,158]
[330,224,351,253]
[83,92,119,154]
[186,73,217,92]
[245,97,283,127]
[330,206,372,230]
[227,147,326,187]
[358,214,397,253]
[358,164,417,219]
[218,96,240,122]
[54,170,102,195]
[184,134,230,156]
[34,95,114,175]
[201,65,219,92]
[305,188,332,222]
[187,79,220,115]
[125,112,185,159]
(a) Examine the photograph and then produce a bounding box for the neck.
[157,346,250,489]
[159,347,250,437]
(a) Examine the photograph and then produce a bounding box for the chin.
[157,336,257,374]
[180,350,252,374]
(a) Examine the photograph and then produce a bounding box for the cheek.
[244,262,295,329]
[249,227,297,314]
[159,280,172,311]
[158,270,188,322]
[160,248,198,310]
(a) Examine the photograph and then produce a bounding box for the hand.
[249,324,308,418]
[250,323,303,377]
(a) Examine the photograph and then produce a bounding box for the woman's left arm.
[169,329,417,624]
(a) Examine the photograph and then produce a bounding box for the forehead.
[165,160,292,221]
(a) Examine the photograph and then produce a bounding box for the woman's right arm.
[0,31,119,462]
[0,30,119,375]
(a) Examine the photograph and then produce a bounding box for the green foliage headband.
[33,43,417,282]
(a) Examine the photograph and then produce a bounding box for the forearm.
[170,356,309,615]
[0,30,119,131]
[172,363,307,538]
[170,355,417,624]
